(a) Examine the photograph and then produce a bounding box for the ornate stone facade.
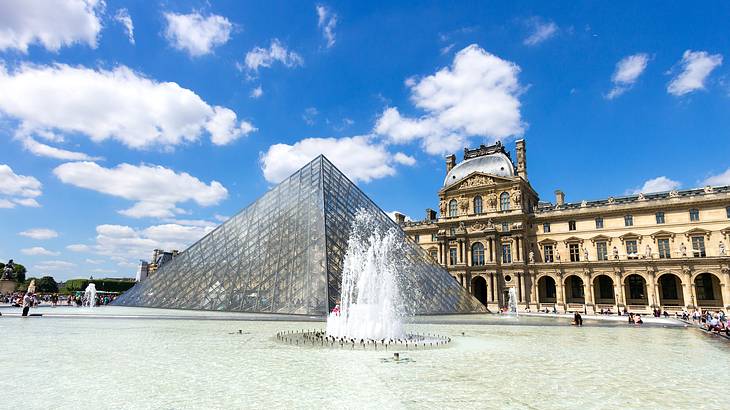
[402,139,730,313]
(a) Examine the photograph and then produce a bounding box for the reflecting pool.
[0,307,727,409]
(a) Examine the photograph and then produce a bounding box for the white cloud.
[163,12,232,57]
[667,50,723,96]
[0,164,42,208]
[260,136,398,183]
[303,107,319,125]
[375,44,524,155]
[386,211,412,222]
[630,176,681,194]
[92,222,214,261]
[206,106,256,145]
[523,19,558,46]
[242,39,303,73]
[32,260,75,273]
[0,63,255,154]
[21,246,59,256]
[85,258,103,264]
[607,53,649,99]
[250,86,263,98]
[214,214,229,222]
[393,152,416,166]
[702,168,730,186]
[316,5,337,48]
[67,244,90,252]
[19,228,58,240]
[0,0,103,53]
[53,162,228,218]
[114,8,135,45]
[21,136,100,161]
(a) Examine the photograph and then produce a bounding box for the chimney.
[555,190,565,207]
[394,212,406,224]
[445,154,456,173]
[515,139,527,180]
[425,208,436,221]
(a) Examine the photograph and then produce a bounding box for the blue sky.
[1,1,729,281]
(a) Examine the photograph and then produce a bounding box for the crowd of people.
[1,291,118,316]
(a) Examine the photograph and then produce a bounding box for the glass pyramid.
[114,156,486,315]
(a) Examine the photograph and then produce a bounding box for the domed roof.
[443,152,515,187]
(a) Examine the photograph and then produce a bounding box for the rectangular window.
[596,242,608,261]
[691,236,706,258]
[501,244,512,264]
[429,250,438,261]
[595,217,603,229]
[543,244,554,263]
[657,239,671,259]
[543,223,551,233]
[655,212,665,224]
[626,240,638,259]
[431,233,437,242]
[502,222,510,232]
[624,215,633,227]
[569,243,580,262]
[689,208,700,222]
[414,235,420,243]
[568,220,576,231]
[449,248,457,265]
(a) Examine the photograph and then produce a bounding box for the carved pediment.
[619,232,642,243]
[538,238,557,245]
[589,234,612,244]
[457,174,495,190]
[563,236,584,244]
[684,227,711,238]
[442,172,515,194]
[650,230,676,241]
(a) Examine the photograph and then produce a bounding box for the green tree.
[36,276,59,293]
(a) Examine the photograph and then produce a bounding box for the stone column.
[721,269,730,309]
[584,273,594,314]
[489,272,495,303]
[515,238,521,262]
[530,271,538,307]
[615,272,626,310]
[556,274,565,312]
[488,238,494,262]
[646,273,657,310]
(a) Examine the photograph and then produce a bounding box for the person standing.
[21,292,32,317]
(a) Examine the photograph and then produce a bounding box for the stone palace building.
[399,140,730,314]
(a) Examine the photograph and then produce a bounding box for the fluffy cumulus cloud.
[375,44,524,155]
[523,19,558,46]
[393,152,416,166]
[114,8,135,44]
[260,136,399,183]
[32,260,75,273]
[67,244,90,252]
[607,53,649,99]
[0,164,42,208]
[53,162,228,218]
[702,168,730,186]
[0,0,103,52]
[0,63,255,157]
[630,176,681,194]
[242,39,303,73]
[92,222,215,260]
[21,246,59,256]
[316,5,337,48]
[19,228,58,240]
[163,12,232,57]
[667,50,723,96]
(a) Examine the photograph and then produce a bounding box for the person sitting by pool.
[634,314,643,325]
[572,312,583,326]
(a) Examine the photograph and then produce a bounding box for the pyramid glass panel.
[114,156,485,315]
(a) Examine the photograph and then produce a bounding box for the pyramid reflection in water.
[114,156,486,315]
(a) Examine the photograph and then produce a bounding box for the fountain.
[326,210,407,340]
[507,288,518,316]
[84,283,97,307]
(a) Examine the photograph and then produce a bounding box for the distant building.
[136,249,178,282]
[402,139,730,313]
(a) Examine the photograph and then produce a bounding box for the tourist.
[634,314,643,325]
[573,312,583,326]
[628,313,634,324]
[21,292,32,317]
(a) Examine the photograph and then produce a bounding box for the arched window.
[500,192,510,211]
[471,242,485,266]
[473,196,483,214]
[448,199,458,217]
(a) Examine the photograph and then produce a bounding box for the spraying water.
[326,210,408,340]
[84,283,97,308]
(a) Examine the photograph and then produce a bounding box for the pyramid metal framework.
[114,156,486,315]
